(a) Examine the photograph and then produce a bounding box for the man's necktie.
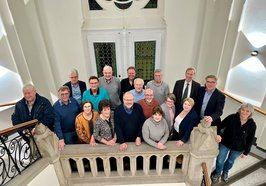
[182,83,189,102]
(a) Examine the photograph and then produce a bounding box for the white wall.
[36,0,88,87]
[164,0,202,91]
[7,0,57,100]
[0,107,14,130]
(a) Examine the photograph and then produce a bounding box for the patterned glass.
[88,0,157,10]
[88,0,103,10]
[144,0,158,9]
[135,41,156,84]
[93,42,117,77]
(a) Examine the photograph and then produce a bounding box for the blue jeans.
[214,143,242,175]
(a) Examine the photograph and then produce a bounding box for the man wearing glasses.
[194,75,225,126]
[53,86,81,150]
[82,76,109,112]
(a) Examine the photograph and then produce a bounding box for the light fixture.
[251,50,258,56]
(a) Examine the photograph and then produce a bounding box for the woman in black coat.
[211,103,256,183]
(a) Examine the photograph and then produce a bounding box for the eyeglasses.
[206,81,216,84]
[60,93,69,96]
[166,100,174,103]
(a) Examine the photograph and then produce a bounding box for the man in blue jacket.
[12,84,54,131]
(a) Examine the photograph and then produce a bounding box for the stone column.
[187,119,219,185]
[187,150,217,185]
[34,123,66,185]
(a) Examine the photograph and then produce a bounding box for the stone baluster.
[130,156,137,176]
[156,155,163,175]
[143,155,150,175]
[89,157,98,177]
[103,157,111,176]
[117,156,124,176]
[182,153,190,175]
[76,158,85,177]
[169,155,176,175]
[61,158,72,178]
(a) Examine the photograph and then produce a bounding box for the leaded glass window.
[114,0,133,10]
[88,0,103,10]
[94,42,117,77]
[87,0,157,11]
[144,0,158,9]
[135,41,156,84]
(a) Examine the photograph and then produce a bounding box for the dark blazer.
[194,87,225,126]
[173,79,200,107]
[173,106,199,143]
[64,80,87,98]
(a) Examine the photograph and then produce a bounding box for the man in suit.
[173,67,200,107]
[64,69,87,105]
[194,75,225,126]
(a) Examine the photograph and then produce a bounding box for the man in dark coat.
[194,75,225,126]
[173,67,200,107]
[12,84,54,131]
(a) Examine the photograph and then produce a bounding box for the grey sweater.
[99,76,121,109]
[142,117,169,148]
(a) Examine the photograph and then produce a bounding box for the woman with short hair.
[172,97,199,146]
[142,106,169,150]
[160,93,176,134]
[211,103,256,183]
[75,100,99,144]
[93,100,116,146]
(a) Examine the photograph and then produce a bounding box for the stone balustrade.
[32,123,218,186]
[59,142,191,185]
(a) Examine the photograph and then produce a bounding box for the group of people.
[11,66,256,183]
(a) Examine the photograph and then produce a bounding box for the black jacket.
[172,79,200,107]
[64,80,87,99]
[11,93,54,130]
[218,113,256,155]
[194,87,225,126]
